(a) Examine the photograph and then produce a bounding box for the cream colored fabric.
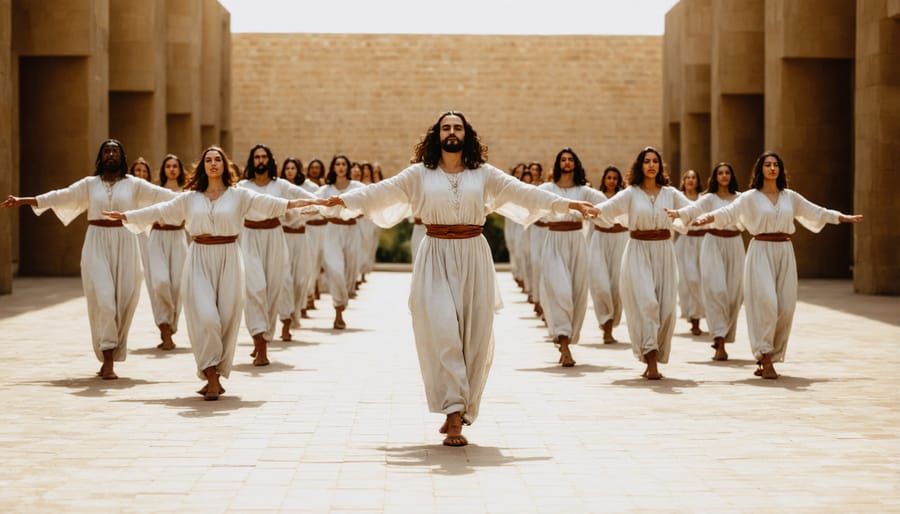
[674,227,705,321]
[317,181,366,308]
[587,208,629,329]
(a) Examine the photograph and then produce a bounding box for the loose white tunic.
[317,181,366,308]
[674,203,706,321]
[536,183,606,344]
[147,187,188,332]
[587,202,629,329]
[278,180,320,328]
[675,193,745,342]
[32,175,176,362]
[595,186,692,364]
[529,223,548,304]
[705,189,842,362]
[410,220,426,265]
[237,178,316,341]
[123,188,289,379]
[338,163,571,424]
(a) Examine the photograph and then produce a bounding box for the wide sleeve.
[339,167,416,228]
[676,194,714,224]
[594,188,632,220]
[707,192,748,227]
[580,187,607,206]
[282,181,318,200]
[241,188,290,219]
[484,166,569,226]
[123,193,190,234]
[133,179,179,208]
[790,190,842,233]
[32,177,91,226]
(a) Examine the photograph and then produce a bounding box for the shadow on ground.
[378,443,551,476]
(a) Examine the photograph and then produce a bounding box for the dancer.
[103,146,319,399]
[1,140,176,379]
[588,165,628,344]
[317,112,597,446]
[128,158,155,340]
[675,169,705,335]
[592,146,692,380]
[537,148,606,367]
[303,158,328,310]
[687,151,862,378]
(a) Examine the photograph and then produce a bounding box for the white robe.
[675,193,745,342]
[705,189,842,362]
[595,186,692,364]
[337,163,571,424]
[317,181,366,308]
[237,178,316,341]
[278,180,320,328]
[529,223,548,303]
[146,187,188,332]
[588,202,629,329]
[123,188,289,379]
[536,183,606,344]
[410,220,426,265]
[32,175,176,362]
[674,204,706,321]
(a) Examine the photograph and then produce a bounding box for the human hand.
[692,214,714,226]
[321,196,345,207]
[0,195,19,208]
[570,201,598,219]
[839,214,863,223]
[102,210,126,221]
[664,208,679,219]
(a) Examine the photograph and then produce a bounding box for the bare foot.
[602,319,617,344]
[196,384,226,396]
[557,336,575,367]
[333,306,346,330]
[301,309,309,319]
[280,319,292,342]
[99,350,118,380]
[760,353,778,379]
[157,323,176,350]
[252,334,270,366]
[690,318,703,336]
[442,412,468,447]
[711,337,728,361]
[643,350,662,380]
[306,296,316,310]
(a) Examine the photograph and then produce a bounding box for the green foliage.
[374,214,511,264]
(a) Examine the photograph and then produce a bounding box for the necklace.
[102,178,117,206]
[443,170,463,210]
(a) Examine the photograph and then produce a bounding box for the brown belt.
[192,235,238,245]
[414,217,423,225]
[88,219,123,227]
[243,218,281,229]
[282,226,306,234]
[708,229,742,238]
[687,230,709,237]
[152,222,185,231]
[325,217,357,225]
[533,220,549,228]
[753,232,791,242]
[594,224,628,233]
[546,221,583,232]
[426,224,484,239]
[630,229,671,241]
[306,219,328,226]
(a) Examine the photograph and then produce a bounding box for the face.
[558,153,575,174]
[522,172,533,184]
[350,165,362,181]
[603,171,619,192]
[683,171,698,191]
[164,159,181,180]
[204,150,225,178]
[307,162,323,179]
[333,158,349,178]
[762,156,780,181]
[132,163,151,181]
[439,115,465,153]
[512,165,524,179]
[253,148,269,171]
[102,144,122,168]
[716,165,732,188]
[642,151,660,180]
[283,162,298,181]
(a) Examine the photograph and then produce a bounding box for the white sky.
[219,0,680,35]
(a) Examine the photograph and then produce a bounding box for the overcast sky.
[219,0,680,35]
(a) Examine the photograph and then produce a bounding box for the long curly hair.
[628,146,669,187]
[159,154,186,187]
[93,139,128,177]
[243,144,278,180]
[412,111,488,170]
[600,165,624,194]
[186,146,235,192]
[552,148,587,185]
[748,151,787,191]
[326,154,351,185]
[705,162,739,194]
[281,157,306,186]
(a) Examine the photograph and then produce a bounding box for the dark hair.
[628,146,669,187]
[159,154,186,187]
[511,163,526,179]
[520,170,534,183]
[129,157,152,181]
[678,169,701,194]
[600,165,624,194]
[552,149,587,186]
[94,139,128,177]
[186,146,235,192]
[412,111,488,170]
[306,158,325,184]
[705,162,739,194]
[281,157,306,186]
[326,154,351,185]
[244,144,277,180]
[749,151,787,190]
[360,162,374,183]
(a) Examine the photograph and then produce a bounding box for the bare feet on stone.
[441,412,468,447]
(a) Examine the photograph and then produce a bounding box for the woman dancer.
[675,169,706,335]
[588,165,628,344]
[103,147,319,399]
[687,152,862,378]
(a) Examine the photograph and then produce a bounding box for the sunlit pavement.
[1,271,898,513]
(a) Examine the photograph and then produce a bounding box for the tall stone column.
[0,0,11,292]
[200,0,223,150]
[853,1,900,293]
[765,0,856,278]
[678,0,712,184]
[166,0,202,164]
[662,3,684,175]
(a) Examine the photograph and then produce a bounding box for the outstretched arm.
[102,210,127,221]
[839,214,863,223]
[287,198,319,209]
[569,200,599,218]
[0,195,38,208]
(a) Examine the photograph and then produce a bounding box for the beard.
[254,164,268,175]
[102,158,121,174]
[441,138,462,153]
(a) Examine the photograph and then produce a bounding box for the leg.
[202,366,223,400]
[441,411,468,447]
[557,335,575,367]
[333,305,346,330]
[759,352,778,379]
[252,333,270,366]
[280,318,292,341]
[157,323,176,350]
[642,349,662,380]
[602,319,617,344]
[690,318,703,336]
[99,349,117,380]
[711,336,728,361]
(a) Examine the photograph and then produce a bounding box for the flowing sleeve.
[241,188,290,219]
[581,187,607,206]
[123,193,190,234]
[32,177,91,226]
[789,190,841,233]
[707,192,748,227]
[339,167,416,228]
[676,194,713,224]
[484,166,569,226]
[595,188,631,220]
[283,181,318,200]
[134,179,179,208]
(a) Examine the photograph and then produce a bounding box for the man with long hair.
[317,112,597,446]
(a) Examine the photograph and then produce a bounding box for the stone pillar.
[678,0,712,185]
[200,0,222,150]
[13,0,109,276]
[710,0,764,179]
[662,3,684,176]
[219,7,232,155]
[166,0,201,163]
[853,1,900,293]
[109,0,166,172]
[0,0,11,292]
[765,0,855,278]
